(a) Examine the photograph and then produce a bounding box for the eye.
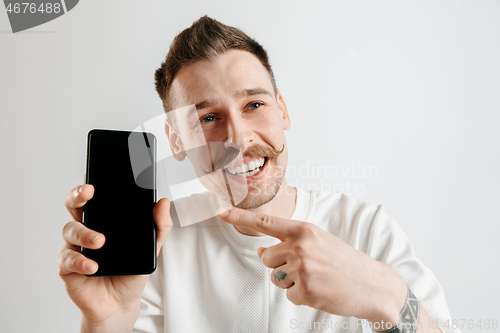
[248,102,263,110]
[200,114,216,123]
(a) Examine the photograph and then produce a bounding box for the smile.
[224,157,267,177]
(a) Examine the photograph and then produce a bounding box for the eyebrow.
[184,101,213,119]
[235,87,274,99]
[194,100,215,111]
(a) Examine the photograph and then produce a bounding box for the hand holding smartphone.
[83,129,157,276]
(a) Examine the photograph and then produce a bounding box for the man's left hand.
[216,207,408,326]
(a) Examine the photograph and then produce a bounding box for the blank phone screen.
[83,129,157,276]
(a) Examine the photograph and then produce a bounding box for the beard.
[231,162,285,209]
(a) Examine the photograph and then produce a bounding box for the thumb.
[257,247,267,259]
[153,198,173,255]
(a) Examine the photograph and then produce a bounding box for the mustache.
[204,143,285,174]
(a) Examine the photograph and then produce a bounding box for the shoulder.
[309,188,381,220]
[299,188,394,251]
[303,188,416,261]
[301,188,382,230]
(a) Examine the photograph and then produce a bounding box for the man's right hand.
[59,184,173,332]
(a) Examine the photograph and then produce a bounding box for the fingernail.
[90,234,101,244]
[84,261,95,272]
[216,207,229,217]
[78,185,84,193]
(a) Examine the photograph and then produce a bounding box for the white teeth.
[240,168,260,177]
[225,157,266,176]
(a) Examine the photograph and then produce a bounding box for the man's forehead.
[170,50,274,107]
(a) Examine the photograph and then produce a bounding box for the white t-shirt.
[133,187,460,333]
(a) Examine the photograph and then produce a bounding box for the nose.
[225,112,256,153]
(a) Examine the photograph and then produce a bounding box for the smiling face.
[165,49,291,209]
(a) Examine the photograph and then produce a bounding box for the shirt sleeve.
[366,204,462,333]
[132,255,165,333]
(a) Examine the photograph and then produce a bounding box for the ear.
[165,119,187,161]
[276,89,291,130]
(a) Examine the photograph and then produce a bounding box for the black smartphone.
[83,129,157,276]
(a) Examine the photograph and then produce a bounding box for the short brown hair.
[155,16,277,118]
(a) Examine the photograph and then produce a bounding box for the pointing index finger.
[216,207,299,240]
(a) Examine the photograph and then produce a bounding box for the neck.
[223,179,297,237]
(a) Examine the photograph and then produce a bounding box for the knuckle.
[260,252,270,266]
[84,233,94,246]
[73,228,83,244]
[61,222,74,239]
[74,255,86,272]
[255,213,273,230]
[296,222,315,238]
[63,192,70,208]
[64,187,77,205]
[286,288,301,305]
[57,250,66,268]
[65,189,78,209]
[303,222,315,233]
[292,244,306,258]
[62,222,89,246]
[269,272,276,285]
[234,209,243,223]
[59,249,76,271]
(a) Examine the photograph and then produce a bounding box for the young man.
[60,16,459,333]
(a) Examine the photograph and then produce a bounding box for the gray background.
[1,0,499,332]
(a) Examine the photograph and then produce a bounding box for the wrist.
[365,264,408,331]
[81,303,141,333]
[368,287,421,333]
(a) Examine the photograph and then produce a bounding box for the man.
[59,16,459,332]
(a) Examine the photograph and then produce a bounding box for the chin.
[234,173,284,209]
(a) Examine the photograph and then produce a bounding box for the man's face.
[166,50,291,209]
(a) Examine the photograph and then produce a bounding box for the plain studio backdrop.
[1,1,499,332]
